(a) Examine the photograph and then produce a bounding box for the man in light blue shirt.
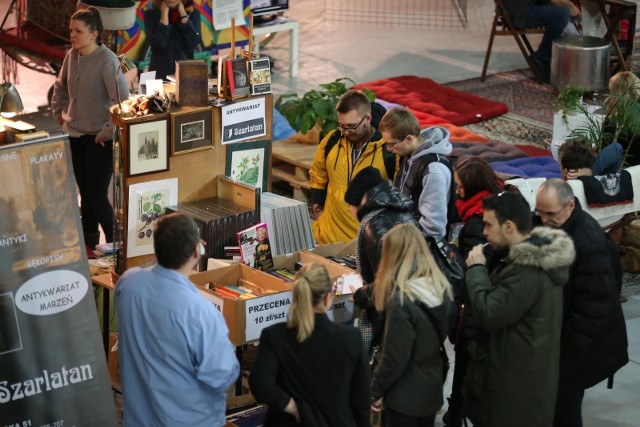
[116,213,239,426]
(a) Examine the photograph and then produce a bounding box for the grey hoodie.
[394,126,453,237]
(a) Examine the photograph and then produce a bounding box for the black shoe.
[530,55,551,83]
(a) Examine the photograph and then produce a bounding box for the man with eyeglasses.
[535,179,628,427]
[464,191,574,427]
[309,90,396,244]
[378,107,452,238]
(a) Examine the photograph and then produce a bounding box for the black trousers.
[386,408,435,427]
[553,387,584,427]
[69,135,114,244]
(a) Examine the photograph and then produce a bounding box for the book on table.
[237,222,274,271]
[225,57,250,99]
[249,57,271,95]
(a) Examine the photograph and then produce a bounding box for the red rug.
[353,75,509,126]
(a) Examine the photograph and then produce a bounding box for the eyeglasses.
[338,115,367,133]
[385,137,405,148]
[533,202,569,218]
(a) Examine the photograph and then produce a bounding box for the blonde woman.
[249,264,370,427]
[371,223,452,427]
[603,71,640,165]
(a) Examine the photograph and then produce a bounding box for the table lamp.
[115,54,136,118]
[0,82,24,118]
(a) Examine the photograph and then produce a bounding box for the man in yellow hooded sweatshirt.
[309,90,396,244]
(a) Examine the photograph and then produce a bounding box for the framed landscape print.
[170,107,214,156]
[225,139,271,191]
[127,119,169,176]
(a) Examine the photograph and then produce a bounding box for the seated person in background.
[344,166,419,355]
[603,71,640,165]
[249,264,370,427]
[378,107,452,238]
[144,0,202,80]
[502,0,570,82]
[309,90,396,244]
[559,139,623,179]
[551,0,582,35]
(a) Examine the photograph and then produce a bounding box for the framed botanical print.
[225,139,271,191]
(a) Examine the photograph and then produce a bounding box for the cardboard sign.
[221,97,267,144]
[327,295,355,324]
[0,137,117,426]
[244,290,293,342]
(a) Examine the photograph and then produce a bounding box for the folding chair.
[481,0,546,82]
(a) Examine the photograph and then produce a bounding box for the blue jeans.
[525,5,570,63]
[592,142,624,175]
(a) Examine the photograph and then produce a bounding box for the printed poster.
[0,137,117,426]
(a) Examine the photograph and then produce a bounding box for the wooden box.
[273,249,358,324]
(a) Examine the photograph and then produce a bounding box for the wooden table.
[589,0,637,72]
[271,139,318,202]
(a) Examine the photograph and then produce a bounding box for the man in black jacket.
[502,0,569,81]
[535,179,629,427]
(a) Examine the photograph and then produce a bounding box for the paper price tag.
[327,295,354,324]
[245,291,293,342]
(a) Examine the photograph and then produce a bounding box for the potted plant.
[566,82,640,165]
[552,84,586,124]
[275,78,375,140]
[550,84,601,160]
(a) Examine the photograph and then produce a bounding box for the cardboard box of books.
[272,250,361,324]
[189,263,292,346]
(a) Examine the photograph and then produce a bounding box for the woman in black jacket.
[249,264,371,427]
[371,223,452,427]
[344,166,419,355]
[443,157,503,427]
[144,0,201,80]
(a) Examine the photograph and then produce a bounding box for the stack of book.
[166,196,260,270]
[260,192,315,256]
[207,278,278,301]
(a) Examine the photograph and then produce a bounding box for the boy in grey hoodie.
[378,107,453,238]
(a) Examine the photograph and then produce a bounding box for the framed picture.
[225,139,271,191]
[127,178,178,258]
[128,119,168,177]
[170,107,213,156]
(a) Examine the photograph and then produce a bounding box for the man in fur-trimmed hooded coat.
[463,192,575,427]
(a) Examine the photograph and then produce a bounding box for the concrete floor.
[4,0,640,424]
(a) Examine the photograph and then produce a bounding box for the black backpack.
[410,153,460,236]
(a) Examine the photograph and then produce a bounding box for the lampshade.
[0,82,24,116]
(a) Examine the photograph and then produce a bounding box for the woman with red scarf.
[144,0,202,80]
[443,157,503,427]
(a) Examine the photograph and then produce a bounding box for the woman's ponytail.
[287,264,332,342]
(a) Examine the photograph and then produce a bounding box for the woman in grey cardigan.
[51,7,128,250]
